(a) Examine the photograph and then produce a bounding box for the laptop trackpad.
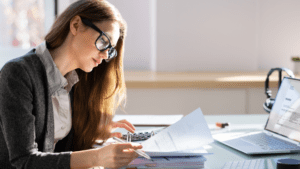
[213,132,265,154]
[222,138,264,153]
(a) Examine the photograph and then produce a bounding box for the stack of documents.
[127,156,207,168]
[126,108,213,168]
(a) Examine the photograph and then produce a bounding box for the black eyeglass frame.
[80,17,117,59]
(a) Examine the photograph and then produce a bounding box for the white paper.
[145,147,212,157]
[141,108,213,152]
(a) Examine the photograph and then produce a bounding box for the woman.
[0,0,142,168]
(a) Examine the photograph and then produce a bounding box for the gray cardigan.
[0,49,74,169]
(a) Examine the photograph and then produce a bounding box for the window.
[0,0,54,68]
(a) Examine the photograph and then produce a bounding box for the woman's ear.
[70,15,82,36]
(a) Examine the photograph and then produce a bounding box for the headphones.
[263,67,295,113]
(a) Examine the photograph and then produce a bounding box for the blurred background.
[1,0,300,115]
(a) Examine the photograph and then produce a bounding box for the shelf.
[124,71,299,88]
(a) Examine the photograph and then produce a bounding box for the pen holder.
[292,56,300,74]
[294,62,300,74]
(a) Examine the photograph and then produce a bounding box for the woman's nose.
[100,49,109,59]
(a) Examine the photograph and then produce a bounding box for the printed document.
[141,108,213,153]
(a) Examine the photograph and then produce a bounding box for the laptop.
[214,77,300,155]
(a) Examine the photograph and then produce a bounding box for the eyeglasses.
[80,17,117,60]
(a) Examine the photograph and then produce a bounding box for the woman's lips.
[93,58,101,66]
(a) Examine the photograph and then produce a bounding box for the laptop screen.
[265,77,300,142]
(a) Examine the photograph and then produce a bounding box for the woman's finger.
[116,119,135,131]
[112,120,135,132]
[117,151,139,159]
[110,132,122,138]
[112,121,135,133]
[115,143,143,153]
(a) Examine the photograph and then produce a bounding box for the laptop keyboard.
[222,159,264,169]
[241,133,299,150]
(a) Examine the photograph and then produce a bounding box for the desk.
[119,72,300,115]
[127,114,300,169]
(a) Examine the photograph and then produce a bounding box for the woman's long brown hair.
[45,0,127,150]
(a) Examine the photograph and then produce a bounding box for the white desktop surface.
[202,114,300,169]
[117,114,300,169]
[113,114,183,126]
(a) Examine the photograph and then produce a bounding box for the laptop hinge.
[264,130,300,146]
[263,130,273,136]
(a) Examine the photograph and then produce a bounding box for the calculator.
[121,131,159,142]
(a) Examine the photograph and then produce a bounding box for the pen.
[113,137,152,160]
[216,122,229,128]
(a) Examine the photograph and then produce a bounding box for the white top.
[35,42,79,146]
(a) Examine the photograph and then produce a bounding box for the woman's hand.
[95,142,142,169]
[110,119,135,138]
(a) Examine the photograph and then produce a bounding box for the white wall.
[121,88,248,115]
[258,0,300,70]
[45,0,55,36]
[157,0,257,72]
[107,0,155,71]
[58,0,75,15]
[107,0,300,72]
